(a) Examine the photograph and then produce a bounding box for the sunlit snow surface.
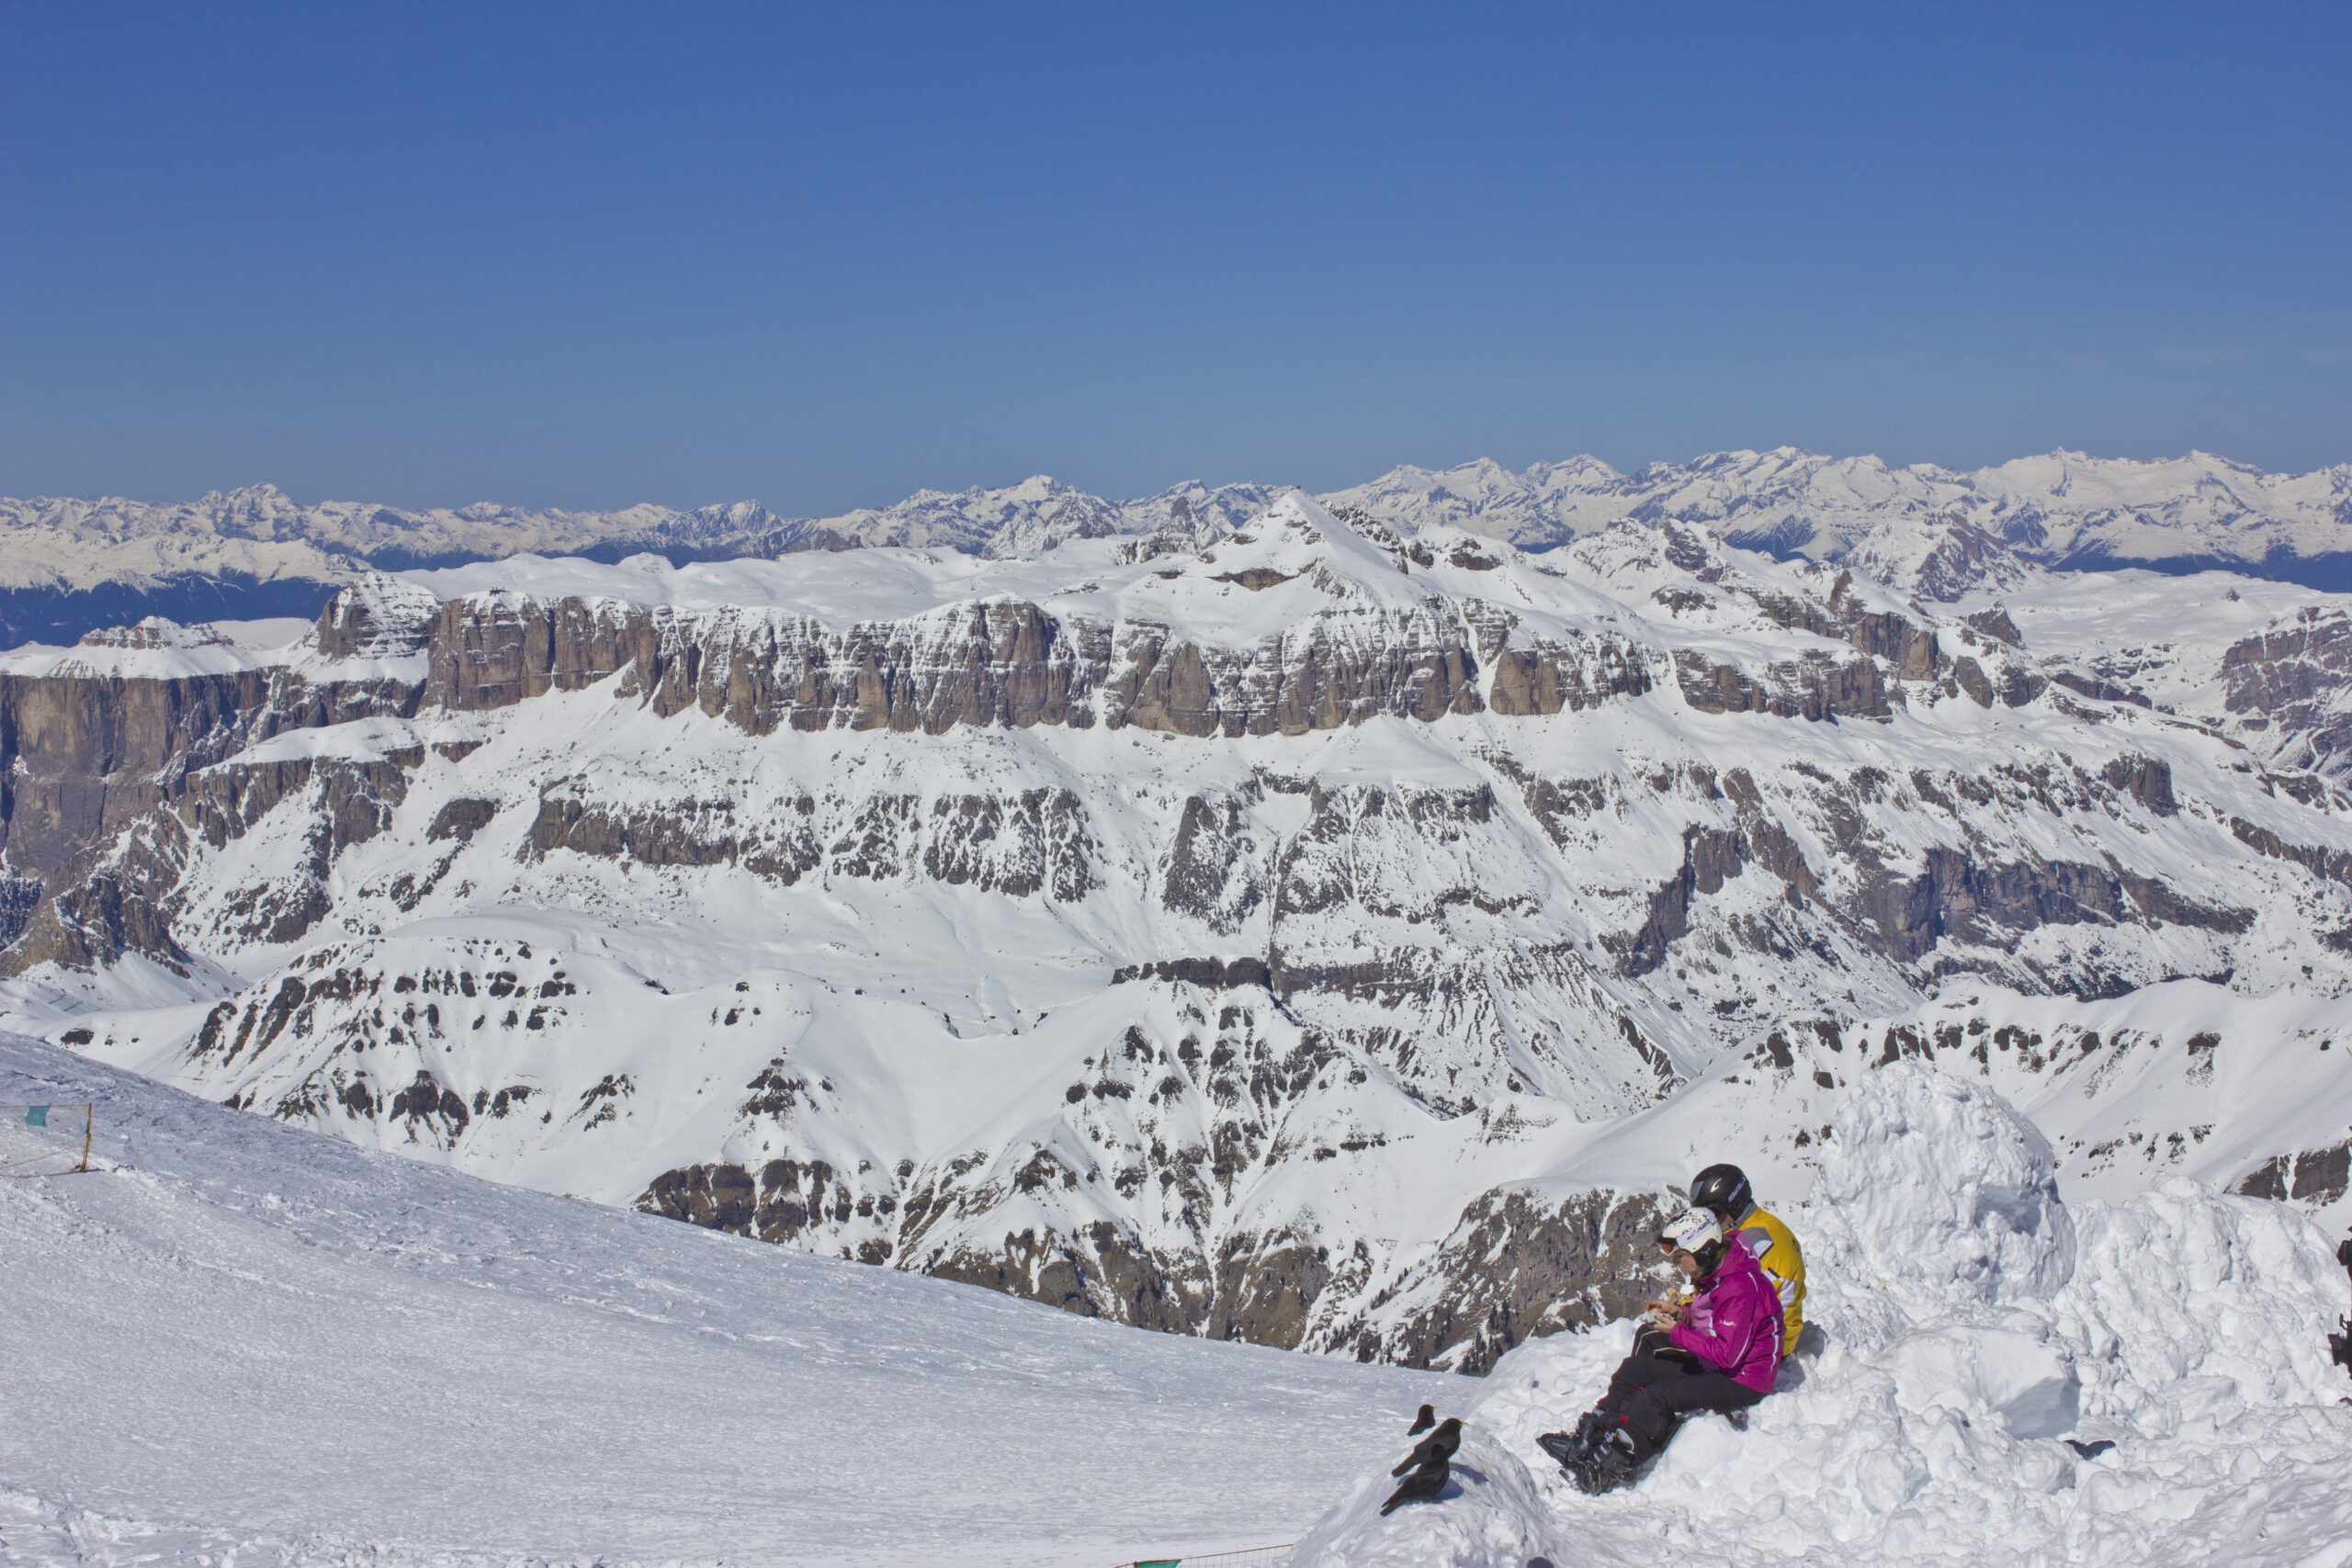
[0,1033,1461,1567]
[1292,1066,2352,1567]
[13,1037,2346,1568]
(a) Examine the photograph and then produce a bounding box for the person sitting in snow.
[1536,1209,1781,1495]
[1689,1162,1807,1356]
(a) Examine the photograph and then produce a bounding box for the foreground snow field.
[0,1033,1460,1567]
[1292,1066,2352,1567]
[7,1043,2350,1567]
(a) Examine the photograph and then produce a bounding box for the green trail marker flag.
[24,1105,47,1128]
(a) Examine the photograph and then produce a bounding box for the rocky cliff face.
[0,604,429,974]
[2220,605,2352,776]
[9,496,2352,1373]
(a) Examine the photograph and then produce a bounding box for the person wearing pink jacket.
[1537,1208,1782,1495]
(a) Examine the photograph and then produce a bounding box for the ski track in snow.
[0,1033,1463,1568]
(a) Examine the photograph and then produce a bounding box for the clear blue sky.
[4,3,2346,513]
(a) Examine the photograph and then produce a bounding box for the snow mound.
[1807,1064,2077,1326]
[2064,1177,2351,1419]
[1291,1066,2352,1567]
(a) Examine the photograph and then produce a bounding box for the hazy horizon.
[5,4,2346,515]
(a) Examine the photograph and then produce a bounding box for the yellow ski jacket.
[1733,1204,1806,1353]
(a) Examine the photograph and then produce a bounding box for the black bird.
[1379,1456,1450,1516]
[1392,1416,1464,1475]
[1406,1404,1436,1436]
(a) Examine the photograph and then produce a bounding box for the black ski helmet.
[1689,1163,1753,1223]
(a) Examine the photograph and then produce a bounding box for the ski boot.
[1535,1411,1609,1472]
[1567,1429,1643,1496]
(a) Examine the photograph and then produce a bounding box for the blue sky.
[3,3,2346,513]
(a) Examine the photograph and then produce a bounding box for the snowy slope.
[1292,1066,2352,1568]
[0,1031,1460,1567]
[1530,981,2352,1220]
[1983,567,2352,781]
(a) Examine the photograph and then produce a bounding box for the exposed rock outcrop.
[1321,1188,1671,1373]
[2222,606,2352,778]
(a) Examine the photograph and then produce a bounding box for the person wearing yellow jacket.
[1690,1163,1805,1355]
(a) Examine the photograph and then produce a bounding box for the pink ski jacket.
[1668,1240,1783,1393]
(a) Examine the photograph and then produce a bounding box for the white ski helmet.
[1658,1208,1724,1258]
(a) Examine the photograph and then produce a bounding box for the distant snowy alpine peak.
[1323,447,1990,570]
[1329,446,2352,590]
[1209,491,1439,607]
[830,474,1110,556]
[178,482,312,538]
[1841,512,2047,603]
[10,446,2351,606]
[1623,448,1950,546]
[1131,478,1291,545]
[1548,513,1917,627]
[1974,447,2345,516]
[980,478,1287,558]
[1633,445,1932,512]
[0,483,784,595]
[75,615,236,650]
[1641,446,2352,571]
[0,616,272,682]
[1972,448,2352,558]
[402,495,1464,636]
[1321,455,1630,550]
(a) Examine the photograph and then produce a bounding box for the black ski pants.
[1595,1338,1765,1461]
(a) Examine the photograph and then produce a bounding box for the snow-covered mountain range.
[1324,448,2352,582]
[0,477,1275,647]
[3,491,2346,1378]
[7,448,2350,648]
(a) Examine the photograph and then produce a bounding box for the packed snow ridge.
[1291,1064,2352,1568]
